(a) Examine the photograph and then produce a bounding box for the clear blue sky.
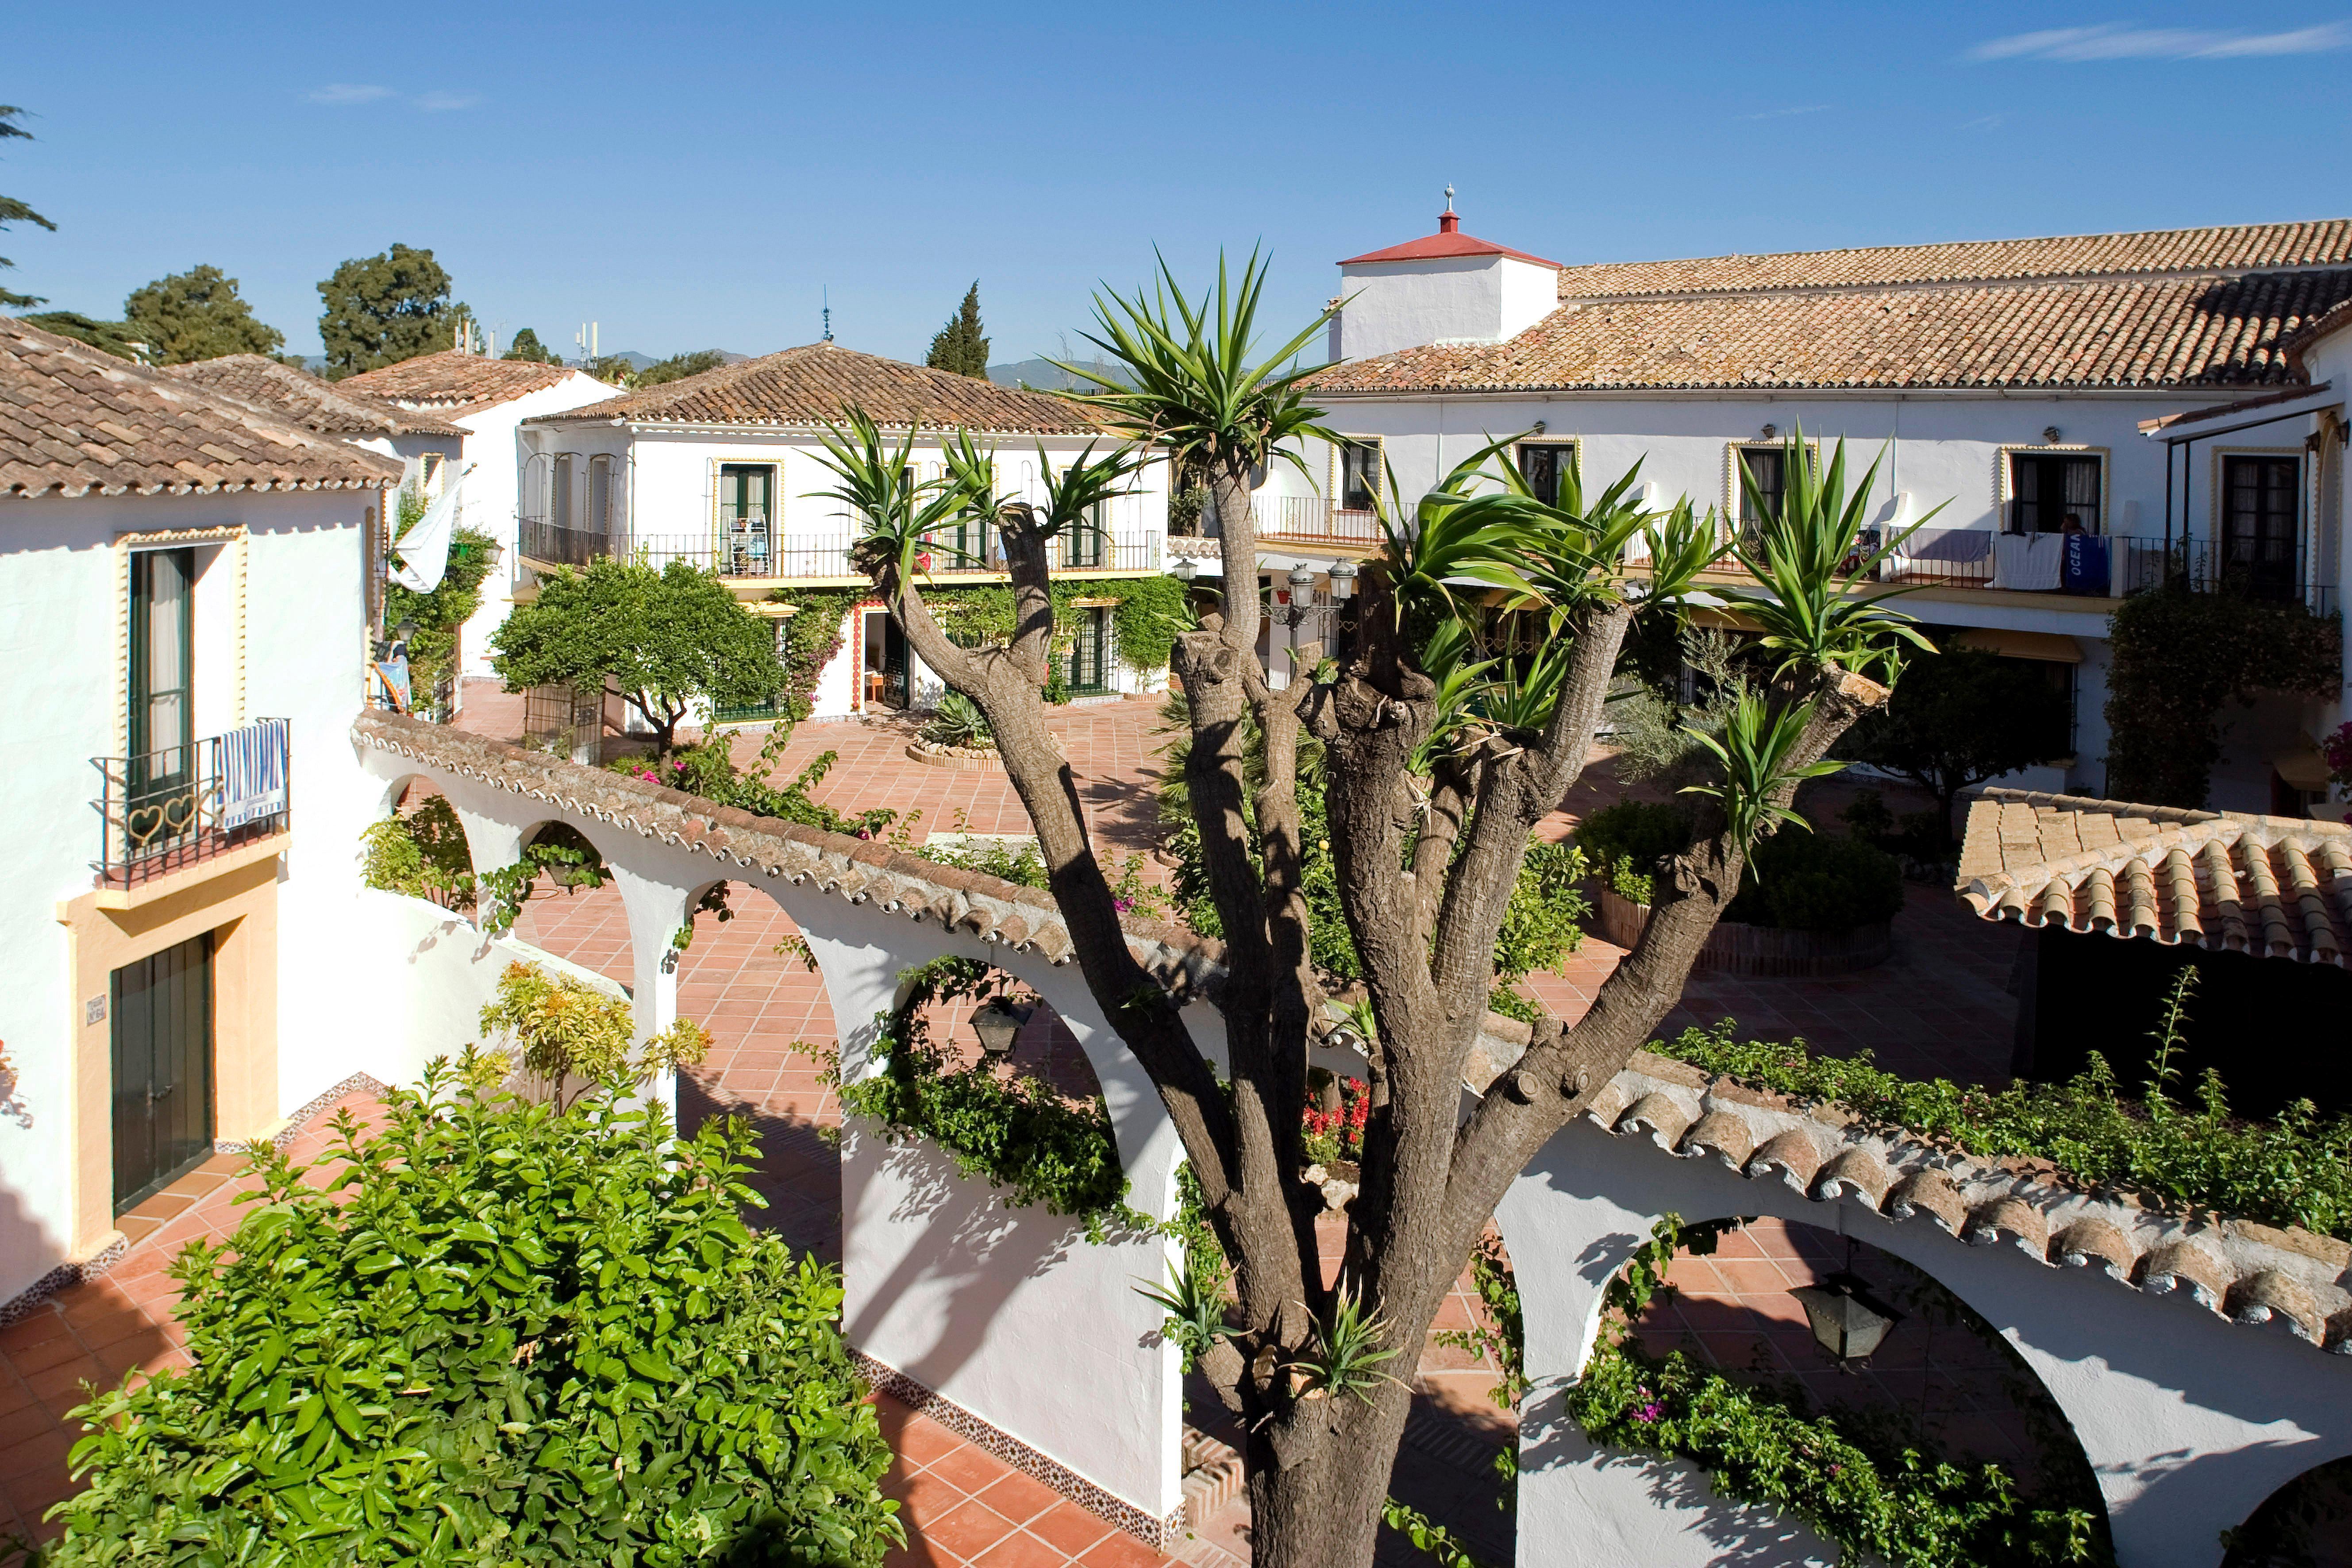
[8,2,2352,365]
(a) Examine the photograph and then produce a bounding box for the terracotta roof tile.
[1311,267,2352,395]
[1548,218,2352,301]
[163,354,467,438]
[0,316,405,498]
[1954,788,2352,967]
[525,341,1101,433]
[339,350,592,409]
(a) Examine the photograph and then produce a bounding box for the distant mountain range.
[607,349,753,370]
[985,356,1129,392]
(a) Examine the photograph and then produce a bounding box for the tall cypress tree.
[924,282,990,378]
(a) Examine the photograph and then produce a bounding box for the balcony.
[1853,528,2333,614]
[1251,496,1381,547]
[92,720,290,893]
[516,519,613,570]
[524,526,1165,582]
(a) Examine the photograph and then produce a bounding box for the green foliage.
[1433,1233,1525,1413]
[1564,1215,2107,1568]
[1048,248,1336,485]
[359,799,608,937]
[2104,578,2341,807]
[1494,839,1590,987]
[386,520,499,700]
[1655,973,2352,1239]
[611,728,895,839]
[1680,689,1847,850]
[316,243,460,379]
[1286,1283,1401,1404]
[1840,644,2073,829]
[924,281,990,378]
[837,957,1146,1238]
[1728,431,1936,682]
[1573,800,1694,908]
[1608,628,1753,790]
[920,691,995,747]
[763,587,859,720]
[1135,1254,1234,1375]
[34,1060,901,1566]
[1105,572,1193,670]
[1167,484,1207,536]
[16,311,142,359]
[477,960,711,1104]
[1380,1500,1493,1568]
[0,105,54,310]
[1721,830,1903,931]
[123,263,285,363]
[501,326,558,364]
[492,555,786,752]
[638,348,728,387]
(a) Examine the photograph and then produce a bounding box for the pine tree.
[123,264,285,364]
[315,243,457,379]
[924,282,990,379]
[504,327,559,364]
[0,105,56,310]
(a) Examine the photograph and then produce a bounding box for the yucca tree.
[822,284,1922,1563]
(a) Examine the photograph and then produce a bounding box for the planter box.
[1596,886,1891,978]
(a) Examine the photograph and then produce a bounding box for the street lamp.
[1170,554,1198,585]
[1326,561,1357,601]
[1788,1273,1903,1363]
[970,1001,1026,1060]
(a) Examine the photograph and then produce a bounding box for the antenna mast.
[822,287,833,343]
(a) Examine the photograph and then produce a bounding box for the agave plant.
[808,408,968,583]
[921,691,995,749]
[1284,1282,1403,1404]
[1136,1254,1235,1373]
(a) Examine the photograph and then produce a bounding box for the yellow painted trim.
[114,524,248,758]
[1722,439,1821,519]
[1991,443,2112,534]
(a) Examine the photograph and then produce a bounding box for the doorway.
[862,609,908,710]
[111,931,216,1212]
[2221,454,2299,600]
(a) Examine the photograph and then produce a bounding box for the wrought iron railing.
[91,720,290,890]
[1252,496,1381,545]
[2112,534,2333,614]
[516,520,616,568]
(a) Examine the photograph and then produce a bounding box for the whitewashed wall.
[455,370,619,676]
[0,489,388,1306]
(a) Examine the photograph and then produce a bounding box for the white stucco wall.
[454,370,619,676]
[0,488,388,1306]
[1334,254,1559,361]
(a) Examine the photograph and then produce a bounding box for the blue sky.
[7,3,2352,365]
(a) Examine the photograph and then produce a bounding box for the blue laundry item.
[221,717,289,828]
[2062,534,2111,595]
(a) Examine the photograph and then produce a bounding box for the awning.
[1949,628,2083,663]
[2275,747,2332,792]
[2139,382,2338,443]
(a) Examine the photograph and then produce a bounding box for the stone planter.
[905,733,1066,770]
[1596,886,1891,978]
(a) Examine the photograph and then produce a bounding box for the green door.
[112,932,216,1212]
[1068,607,1109,694]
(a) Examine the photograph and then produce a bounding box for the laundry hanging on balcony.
[389,466,470,592]
[220,718,289,830]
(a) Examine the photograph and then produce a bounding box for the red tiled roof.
[1342,223,1563,270]
[339,350,591,409]
[163,354,467,437]
[0,315,405,497]
[1549,218,2352,302]
[1309,266,2352,395]
[525,341,1101,433]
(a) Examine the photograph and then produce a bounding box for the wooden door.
[111,932,216,1212]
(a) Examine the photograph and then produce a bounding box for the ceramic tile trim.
[852,1350,1186,1549]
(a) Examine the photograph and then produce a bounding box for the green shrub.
[37,1061,901,1566]
[1573,800,1692,906]
[1655,975,2352,1240]
[612,729,896,839]
[920,692,995,748]
[1722,830,1903,931]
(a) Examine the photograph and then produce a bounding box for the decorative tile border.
[0,1073,392,1326]
[852,1350,1186,1549]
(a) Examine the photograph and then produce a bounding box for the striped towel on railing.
[221,718,289,829]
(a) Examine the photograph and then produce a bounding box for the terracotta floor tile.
[922,1441,1020,1498]
[1076,1530,1168,1568]
[974,1468,1062,1528]
[889,1416,970,1470]
[970,1529,1077,1568]
[1024,1502,1113,1557]
[922,1499,1020,1562]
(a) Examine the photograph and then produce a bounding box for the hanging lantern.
[1789,1272,1903,1363]
[970,1001,1025,1059]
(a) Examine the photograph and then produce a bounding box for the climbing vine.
[2103,579,2338,807]
[360,797,607,937]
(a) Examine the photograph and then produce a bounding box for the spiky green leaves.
[1678,691,1848,850]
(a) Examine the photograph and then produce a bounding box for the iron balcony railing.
[1251,495,1382,545]
[92,719,290,890]
[516,519,614,569]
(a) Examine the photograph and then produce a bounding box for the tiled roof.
[1954,788,2352,968]
[1309,267,2352,395]
[338,350,588,409]
[163,354,466,438]
[1342,227,1562,269]
[525,342,1101,433]
[0,315,405,498]
[1548,218,2352,302]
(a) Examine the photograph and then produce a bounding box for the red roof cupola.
[1338,189,1563,269]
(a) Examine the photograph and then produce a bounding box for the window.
[129,547,195,786]
[2221,454,2299,596]
[550,455,575,530]
[1737,447,1787,526]
[1336,437,1382,513]
[1517,441,1578,507]
[2008,452,2102,536]
[588,455,618,537]
[719,463,775,574]
[419,452,446,494]
[1064,501,1107,568]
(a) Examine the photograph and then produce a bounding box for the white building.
[339,351,618,678]
[0,317,407,1309]
[516,341,1178,719]
[1265,208,2352,812]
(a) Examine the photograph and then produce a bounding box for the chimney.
[1330,189,1561,362]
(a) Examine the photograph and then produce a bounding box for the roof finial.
[1444,183,1455,213]
[1438,184,1460,235]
